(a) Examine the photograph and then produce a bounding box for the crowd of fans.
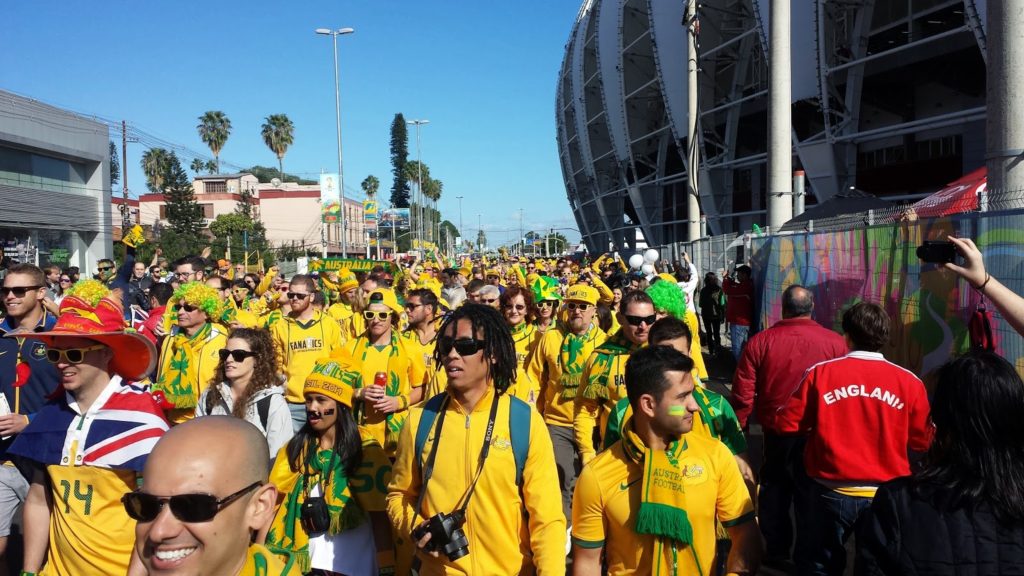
[0,235,1021,576]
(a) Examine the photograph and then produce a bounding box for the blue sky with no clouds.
[1,0,585,244]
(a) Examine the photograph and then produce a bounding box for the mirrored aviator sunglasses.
[121,481,262,523]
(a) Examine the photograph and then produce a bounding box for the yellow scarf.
[622,425,693,574]
[265,441,362,573]
[156,323,212,408]
[240,543,300,575]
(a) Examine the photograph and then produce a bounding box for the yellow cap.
[565,284,598,306]
[337,268,358,293]
[367,288,403,314]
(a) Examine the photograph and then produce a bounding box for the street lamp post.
[456,195,464,253]
[315,26,355,257]
[407,119,429,252]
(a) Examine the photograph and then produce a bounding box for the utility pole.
[685,0,702,241]
[519,208,524,258]
[767,0,793,231]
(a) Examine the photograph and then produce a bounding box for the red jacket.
[139,305,166,346]
[722,277,753,325]
[778,351,933,484]
[730,317,847,431]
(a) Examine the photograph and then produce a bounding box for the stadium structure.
[556,0,989,252]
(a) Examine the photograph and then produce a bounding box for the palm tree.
[197,111,231,174]
[361,175,380,198]
[189,158,206,175]
[141,148,171,193]
[261,114,294,181]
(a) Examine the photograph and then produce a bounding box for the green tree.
[261,114,295,182]
[189,158,206,175]
[197,111,232,174]
[237,186,256,219]
[477,228,487,251]
[389,113,410,208]
[205,160,218,174]
[438,220,459,254]
[109,141,120,187]
[141,148,172,193]
[244,165,315,184]
[163,152,204,241]
[208,212,268,262]
[361,175,380,198]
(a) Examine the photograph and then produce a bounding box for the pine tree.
[389,113,410,208]
[163,153,204,239]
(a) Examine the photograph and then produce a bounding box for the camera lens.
[444,528,470,561]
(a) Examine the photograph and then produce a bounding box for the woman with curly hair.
[500,285,542,405]
[196,327,293,457]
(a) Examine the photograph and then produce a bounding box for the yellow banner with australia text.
[308,258,398,274]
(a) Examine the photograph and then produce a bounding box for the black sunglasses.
[121,481,262,523]
[179,303,200,313]
[97,266,114,272]
[438,337,487,357]
[287,292,310,300]
[624,314,658,327]
[218,349,258,362]
[1,286,41,297]
[566,302,592,311]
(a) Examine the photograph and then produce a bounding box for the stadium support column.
[767,0,793,231]
[686,0,701,241]
[986,3,1024,207]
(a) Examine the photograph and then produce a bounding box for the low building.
[0,89,112,272]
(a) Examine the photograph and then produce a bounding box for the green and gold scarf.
[155,322,212,408]
[558,326,596,400]
[355,331,406,449]
[265,442,363,573]
[580,332,636,401]
[622,425,694,574]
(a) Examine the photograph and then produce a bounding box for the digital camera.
[300,497,331,534]
[411,510,470,561]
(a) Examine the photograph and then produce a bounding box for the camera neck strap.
[417,392,501,516]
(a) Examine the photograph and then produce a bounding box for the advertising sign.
[320,173,340,223]
[380,208,410,229]
[363,199,378,226]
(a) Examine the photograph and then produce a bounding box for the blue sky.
[1,0,584,244]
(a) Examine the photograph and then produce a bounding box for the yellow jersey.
[41,465,138,576]
[346,332,426,455]
[271,311,344,403]
[507,322,542,406]
[574,333,641,465]
[572,432,755,576]
[526,324,607,427]
[387,388,566,575]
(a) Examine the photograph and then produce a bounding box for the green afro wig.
[645,279,687,320]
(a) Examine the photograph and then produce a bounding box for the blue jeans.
[794,477,873,576]
[730,323,749,360]
[287,402,307,434]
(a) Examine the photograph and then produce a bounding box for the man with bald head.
[126,416,299,575]
[730,284,847,567]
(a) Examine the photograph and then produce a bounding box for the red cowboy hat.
[13,292,156,380]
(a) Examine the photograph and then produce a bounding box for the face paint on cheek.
[668,405,689,417]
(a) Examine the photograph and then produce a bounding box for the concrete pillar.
[793,170,806,216]
[986,2,1024,208]
[768,0,793,229]
[686,0,702,241]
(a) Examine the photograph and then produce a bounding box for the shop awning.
[908,167,987,218]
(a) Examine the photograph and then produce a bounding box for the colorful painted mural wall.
[750,212,1024,379]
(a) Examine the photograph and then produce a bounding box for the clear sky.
[1,0,584,245]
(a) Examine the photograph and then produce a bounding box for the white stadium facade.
[556,0,989,252]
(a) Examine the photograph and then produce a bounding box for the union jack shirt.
[9,376,169,472]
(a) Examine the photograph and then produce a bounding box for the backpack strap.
[507,395,531,487]
[414,393,448,469]
[256,395,273,431]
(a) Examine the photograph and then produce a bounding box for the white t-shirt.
[307,484,378,575]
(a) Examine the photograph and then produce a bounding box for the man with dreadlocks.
[387,303,565,575]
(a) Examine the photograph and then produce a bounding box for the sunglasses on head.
[363,311,391,321]
[179,303,200,313]
[1,285,41,297]
[218,349,257,362]
[624,314,658,327]
[287,292,309,300]
[46,344,105,364]
[566,302,591,311]
[438,337,487,357]
[121,481,262,523]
